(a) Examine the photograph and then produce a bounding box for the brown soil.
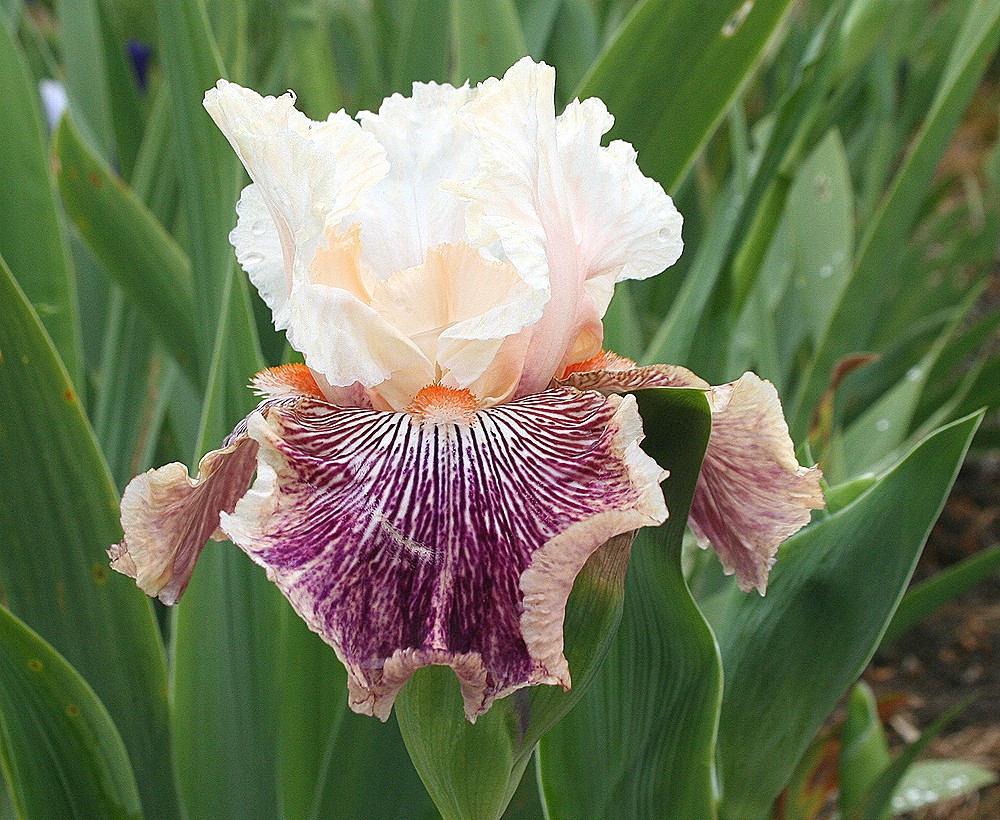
[866,455,1000,818]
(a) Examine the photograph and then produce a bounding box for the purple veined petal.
[558,360,825,594]
[220,387,668,722]
[110,365,327,603]
[110,439,259,605]
[688,373,824,594]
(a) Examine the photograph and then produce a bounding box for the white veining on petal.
[560,361,824,593]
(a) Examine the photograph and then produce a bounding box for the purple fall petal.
[559,361,824,594]
[689,374,824,593]
[220,389,667,721]
[111,439,259,604]
[110,365,326,603]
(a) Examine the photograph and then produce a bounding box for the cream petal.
[448,59,569,393]
[369,242,544,402]
[559,362,824,594]
[556,99,683,291]
[231,184,290,329]
[355,82,476,278]
[204,80,388,291]
[220,389,666,721]
[285,278,432,398]
[263,222,434,401]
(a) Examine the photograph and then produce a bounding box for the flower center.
[407,384,478,425]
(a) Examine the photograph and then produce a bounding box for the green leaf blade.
[0,16,82,388]
[0,255,180,819]
[790,2,1000,438]
[0,607,142,820]
[53,116,197,382]
[538,388,719,820]
[450,0,527,85]
[578,0,796,194]
[714,411,982,818]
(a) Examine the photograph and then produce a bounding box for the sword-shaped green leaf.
[538,388,719,819]
[577,0,796,194]
[0,606,142,820]
[790,1,1000,438]
[0,16,82,388]
[53,116,197,383]
[0,254,179,819]
[714,412,981,818]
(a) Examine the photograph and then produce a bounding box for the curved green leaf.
[171,267,282,819]
[396,388,714,820]
[889,759,996,815]
[839,682,892,820]
[154,0,244,379]
[0,606,142,820]
[450,0,526,85]
[882,542,1000,646]
[538,388,719,819]
[578,0,796,193]
[53,116,197,382]
[0,254,179,819]
[714,412,982,818]
[0,16,82,387]
[850,696,972,820]
[790,2,1000,438]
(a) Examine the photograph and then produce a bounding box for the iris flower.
[110,58,823,722]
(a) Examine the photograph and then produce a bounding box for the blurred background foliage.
[1,0,999,817]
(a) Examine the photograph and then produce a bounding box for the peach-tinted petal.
[284,226,433,398]
[204,80,387,303]
[220,389,666,721]
[369,242,543,405]
[691,374,824,594]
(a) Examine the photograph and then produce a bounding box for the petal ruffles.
[219,388,666,721]
[110,439,259,605]
[559,362,825,593]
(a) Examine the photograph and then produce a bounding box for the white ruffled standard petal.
[450,58,683,395]
[231,184,290,328]
[220,389,667,721]
[355,82,476,277]
[204,80,388,299]
[556,98,683,321]
[559,362,824,593]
